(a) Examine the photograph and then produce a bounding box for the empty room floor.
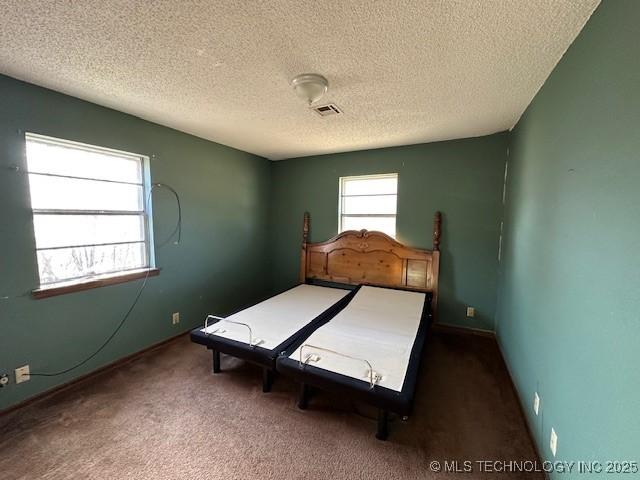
[0,332,542,480]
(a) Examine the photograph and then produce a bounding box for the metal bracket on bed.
[203,315,264,347]
[298,344,382,389]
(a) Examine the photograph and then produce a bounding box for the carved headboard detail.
[300,211,442,316]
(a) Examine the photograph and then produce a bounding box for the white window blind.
[25,133,154,286]
[339,173,398,238]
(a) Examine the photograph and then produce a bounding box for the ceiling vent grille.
[312,103,342,117]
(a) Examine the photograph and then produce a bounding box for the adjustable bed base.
[190,283,357,391]
[276,211,441,439]
[276,286,433,440]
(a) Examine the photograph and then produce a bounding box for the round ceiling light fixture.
[291,73,329,105]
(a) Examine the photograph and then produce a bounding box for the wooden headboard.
[299,211,442,315]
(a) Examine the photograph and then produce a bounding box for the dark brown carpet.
[0,331,542,479]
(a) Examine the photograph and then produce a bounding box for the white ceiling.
[0,1,599,160]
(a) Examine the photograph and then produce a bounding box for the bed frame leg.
[376,409,389,441]
[212,350,221,374]
[262,368,273,393]
[297,383,310,410]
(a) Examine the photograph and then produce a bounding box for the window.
[338,173,398,238]
[25,133,155,289]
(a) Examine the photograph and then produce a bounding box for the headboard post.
[432,211,442,251]
[431,211,442,318]
[299,212,310,283]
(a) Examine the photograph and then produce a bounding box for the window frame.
[25,133,158,298]
[338,173,398,238]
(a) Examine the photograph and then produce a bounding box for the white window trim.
[338,173,398,238]
[25,132,156,289]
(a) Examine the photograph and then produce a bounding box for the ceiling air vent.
[312,103,342,117]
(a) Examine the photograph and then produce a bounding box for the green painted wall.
[5,5,637,469]
[497,1,640,475]
[0,75,271,411]
[269,134,508,330]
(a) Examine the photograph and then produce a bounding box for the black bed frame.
[190,284,359,392]
[276,290,433,440]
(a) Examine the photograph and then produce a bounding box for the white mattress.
[201,284,351,350]
[289,286,426,392]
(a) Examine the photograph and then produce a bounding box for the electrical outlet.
[533,392,540,415]
[466,307,475,317]
[172,312,180,325]
[15,365,30,384]
[550,428,558,457]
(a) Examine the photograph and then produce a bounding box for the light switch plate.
[172,312,180,324]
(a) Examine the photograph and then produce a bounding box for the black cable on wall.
[28,182,182,378]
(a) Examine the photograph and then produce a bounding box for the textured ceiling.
[0,1,599,160]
